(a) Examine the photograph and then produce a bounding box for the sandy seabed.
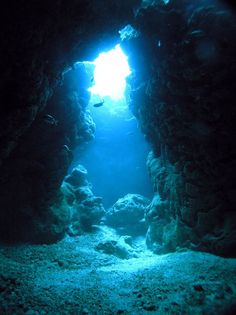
[0,226,236,315]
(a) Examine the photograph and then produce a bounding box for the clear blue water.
[71,97,153,208]
[68,46,153,208]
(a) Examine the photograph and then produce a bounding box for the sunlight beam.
[89,45,131,100]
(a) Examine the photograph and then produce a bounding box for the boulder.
[105,194,150,236]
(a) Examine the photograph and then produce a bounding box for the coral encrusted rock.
[62,165,105,235]
[105,194,150,236]
[123,0,236,256]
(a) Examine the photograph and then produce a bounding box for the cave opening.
[54,42,155,261]
[89,44,131,100]
[68,44,153,209]
[1,1,236,313]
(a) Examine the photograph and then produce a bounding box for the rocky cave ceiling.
[0,0,235,257]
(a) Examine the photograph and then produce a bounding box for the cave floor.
[0,226,236,315]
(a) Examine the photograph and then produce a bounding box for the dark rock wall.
[124,0,236,256]
[0,65,95,243]
[0,0,139,243]
[0,0,138,164]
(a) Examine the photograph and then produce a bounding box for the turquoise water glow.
[89,45,131,100]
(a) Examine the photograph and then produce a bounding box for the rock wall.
[0,0,139,243]
[124,0,236,257]
[0,57,95,243]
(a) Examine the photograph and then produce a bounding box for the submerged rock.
[0,0,136,244]
[64,165,88,187]
[95,237,137,259]
[62,165,105,235]
[125,0,236,257]
[105,194,150,236]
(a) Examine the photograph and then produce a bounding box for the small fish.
[63,144,71,152]
[126,131,134,136]
[63,145,73,159]
[190,30,204,37]
[93,99,104,108]
[42,114,58,126]
[125,116,135,122]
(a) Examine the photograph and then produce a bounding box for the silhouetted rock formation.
[124,0,236,256]
[63,165,105,235]
[0,0,138,242]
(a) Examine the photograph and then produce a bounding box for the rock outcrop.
[0,0,138,242]
[0,61,95,243]
[62,165,105,235]
[105,194,150,236]
[124,0,236,256]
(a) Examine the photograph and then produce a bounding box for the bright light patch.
[89,45,131,100]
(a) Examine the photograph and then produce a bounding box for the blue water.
[71,97,153,208]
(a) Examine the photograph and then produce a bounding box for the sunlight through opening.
[89,44,131,100]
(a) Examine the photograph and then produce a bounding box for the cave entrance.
[69,45,153,208]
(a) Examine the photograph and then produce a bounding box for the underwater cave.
[0,0,236,314]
